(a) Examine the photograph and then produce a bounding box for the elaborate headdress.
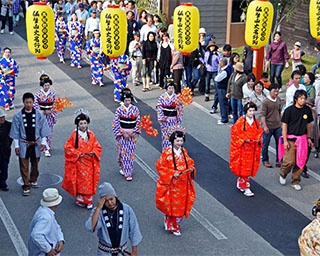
[312,199,320,216]
[164,76,175,90]
[38,71,52,87]
[120,88,134,102]
[168,125,186,144]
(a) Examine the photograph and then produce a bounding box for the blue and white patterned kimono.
[0,56,19,106]
[0,73,9,109]
[55,19,68,59]
[110,54,132,102]
[86,37,104,85]
[67,21,83,67]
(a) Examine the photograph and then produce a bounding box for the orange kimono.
[62,130,102,202]
[230,116,263,178]
[155,146,196,219]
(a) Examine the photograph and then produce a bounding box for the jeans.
[205,71,217,95]
[262,126,282,163]
[312,63,320,74]
[192,66,205,93]
[184,65,193,88]
[270,64,284,86]
[217,88,229,123]
[230,98,243,123]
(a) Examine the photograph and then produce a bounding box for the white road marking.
[0,197,28,256]
[135,155,228,240]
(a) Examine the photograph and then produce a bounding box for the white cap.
[295,42,301,47]
[199,28,206,34]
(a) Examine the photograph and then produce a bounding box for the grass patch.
[232,46,317,85]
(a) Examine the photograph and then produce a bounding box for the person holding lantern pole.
[156,77,183,151]
[55,14,68,64]
[67,13,83,69]
[155,126,196,236]
[112,88,141,181]
[85,29,104,86]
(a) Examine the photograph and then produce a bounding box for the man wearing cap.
[9,92,51,196]
[85,8,100,41]
[75,2,89,25]
[85,182,142,255]
[0,108,12,191]
[28,188,64,256]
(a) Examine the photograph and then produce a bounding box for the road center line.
[134,154,228,240]
[0,197,28,256]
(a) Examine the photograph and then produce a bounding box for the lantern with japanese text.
[173,3,199,55]
[100,5,127,58]
[245,0,274,49]
[26,2,55,60]
[309,0,320,41]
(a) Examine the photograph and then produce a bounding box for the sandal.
[142,88,147,92]
[147,87,152,91]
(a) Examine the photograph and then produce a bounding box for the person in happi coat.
[86,29,104,86]
[112,89,140,181]
[230,101,263,197]
[110,53,132,102]
[85,182,142,256]
[155,126,196,236]
[156,77,183,151]
[33,74,57,157]
[55,14,68,63]
[9,92,51,196]
[68,13,83,69]
[298,200,320,255]
[0,47,19,110]
[62,109,102,209]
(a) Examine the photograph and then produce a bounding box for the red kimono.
[156,146,196,219]
[230,116,263,179]
[62,130,102,203]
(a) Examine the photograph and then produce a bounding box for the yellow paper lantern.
[309,0,320,41]
[100,5,127,58]
[26,2,55,60]
[173,3,200,55]
[245,0,274,49]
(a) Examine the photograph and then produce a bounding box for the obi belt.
[39,102,54,111]
[162,106,177,117]
[120,117,137,129]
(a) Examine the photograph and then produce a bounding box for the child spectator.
[290,42,304,71]
[260,72,271,90]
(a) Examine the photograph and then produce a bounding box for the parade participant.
[261,84,282,168]
[62,109,102,209]
[156,126,196,236]
[0,47,19,110]
[279,90,313,191]
[68,13,83,69]
[28,188,65,256]
[85,182,142,256]
[9,92,51,196]
[110,54,132,102]
[55,14,68,63]
[298,201,320,255]
[86,29,104,86]
[230,101,263,197]
[112,89,140,181]
[0,109,12,191]
[33,74,57,157]
[156,77,183,151]
[0,68,10,111]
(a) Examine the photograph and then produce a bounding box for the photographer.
[128,31,143,86]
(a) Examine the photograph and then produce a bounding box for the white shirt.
[140,24,158,41]
[285,84,306,109]
[128,39,142,57]
[85,17,100,37]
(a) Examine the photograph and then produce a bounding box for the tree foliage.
[240,0,310,35]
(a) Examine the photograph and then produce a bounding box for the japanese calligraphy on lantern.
[173,3,199,55]
[100,5,127,58]
[245,0,274,49]
[309,0,320,40]
[26,2,54,59]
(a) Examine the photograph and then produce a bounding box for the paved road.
[0,22,319,256]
